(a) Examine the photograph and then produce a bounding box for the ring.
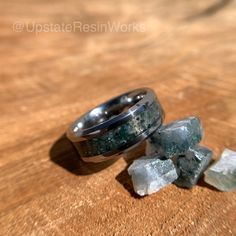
[67,88,164,162]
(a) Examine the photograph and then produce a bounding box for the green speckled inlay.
[77,101,160,156]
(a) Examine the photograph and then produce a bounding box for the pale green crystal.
[174,145,213,188]
[149,117,203,157]
[128,154,178,196]
[204,149,236,191]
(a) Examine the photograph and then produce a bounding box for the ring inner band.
[72,90,147,134]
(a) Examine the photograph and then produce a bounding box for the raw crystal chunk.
[174,145,213,188]
[204,149,236,191]
[128,155,178,196]
[149,117,203,157]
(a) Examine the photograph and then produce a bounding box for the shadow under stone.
[197,177,220,192]
[115,142,146,198]
[115,168,142,199]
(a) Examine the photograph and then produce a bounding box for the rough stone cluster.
[128,117,214,196]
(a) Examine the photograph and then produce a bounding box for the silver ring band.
[67,88,164,162]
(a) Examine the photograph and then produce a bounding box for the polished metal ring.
[67,88,164,162]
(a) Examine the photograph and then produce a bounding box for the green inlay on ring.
[77,101,160,156]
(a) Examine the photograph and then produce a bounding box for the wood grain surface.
[0,0,236,235]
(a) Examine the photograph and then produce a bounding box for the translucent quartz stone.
[204,149,236,191]
[149,117,203,157]
[174,145,213,188]
[128,155,178,196]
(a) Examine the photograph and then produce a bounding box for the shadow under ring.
[67,88,164,162]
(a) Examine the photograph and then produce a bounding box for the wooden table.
[0,0,236,235]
